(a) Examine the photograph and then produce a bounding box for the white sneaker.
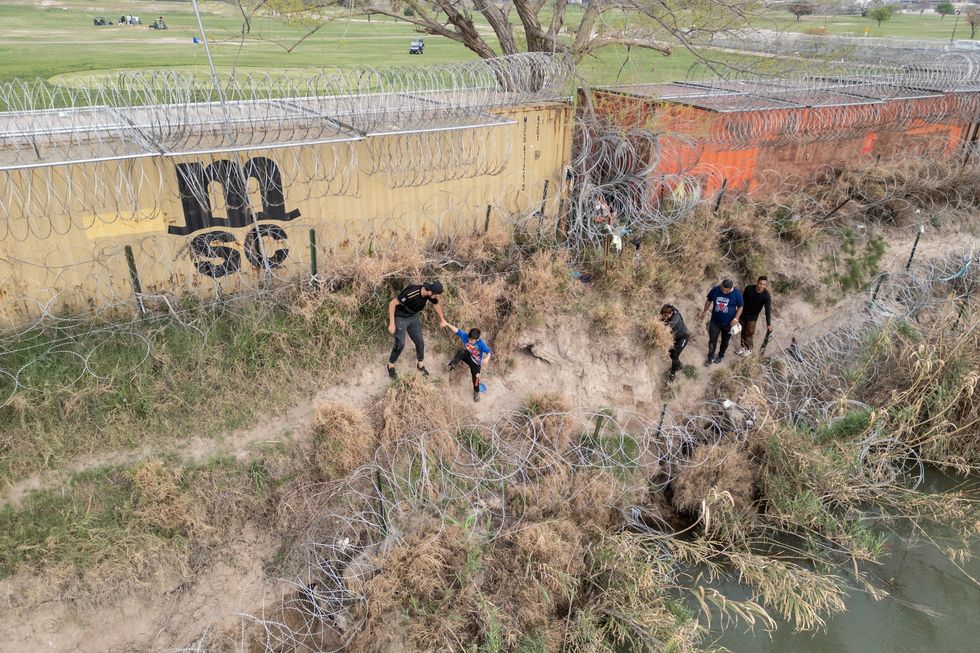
[734,348,746,356]
[740,349,753,357]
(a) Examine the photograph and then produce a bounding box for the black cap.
[721,279,734,289]
[425,280,444,295]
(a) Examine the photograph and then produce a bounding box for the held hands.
[767,324,774,333]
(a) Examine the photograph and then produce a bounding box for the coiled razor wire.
[235,404,762,651]
[235,249,978,651]
[0,53,573,170]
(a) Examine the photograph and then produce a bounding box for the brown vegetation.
[130,460,203,536]
[671,443,760,540]
[312,402,376,480]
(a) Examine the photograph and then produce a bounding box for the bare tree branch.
[225,0,759,78]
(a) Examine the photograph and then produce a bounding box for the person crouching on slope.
[660,304,689,382]
[441,320,492,402]
[387,280,446,378]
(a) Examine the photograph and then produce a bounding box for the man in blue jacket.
[698,279,743,366]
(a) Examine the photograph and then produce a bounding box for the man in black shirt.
[387,280,446,378]
[660,304,689,381]
[736,276,773,357]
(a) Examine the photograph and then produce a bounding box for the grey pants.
[389,313,424,364]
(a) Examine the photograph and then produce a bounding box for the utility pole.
[190,0,231,138]
[951,10,962,43]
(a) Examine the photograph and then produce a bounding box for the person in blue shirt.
[441,320,492,402]
[698,278,744,366]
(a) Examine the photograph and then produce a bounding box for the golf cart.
[409,39,424,55]
[120,15,141,25]
[149,17,168,30]
[93,17,113,26]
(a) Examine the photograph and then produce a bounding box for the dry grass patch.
[485,518,584,646]
[590,298,627,336]
[130,460,203,536]
[347,522,474,652]
[639,316,674,354]
[671,443,759,539]
[508,469,629,536]
[376,376,463,462]
[519,392,576,454]
[661,209,722,290]
[312,402,376,481]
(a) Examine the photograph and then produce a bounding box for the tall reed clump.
[858,309,980,468]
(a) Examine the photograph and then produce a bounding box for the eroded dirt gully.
[1,226,973,653]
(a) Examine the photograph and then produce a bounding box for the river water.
[715,472,980,653]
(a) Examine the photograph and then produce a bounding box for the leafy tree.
[936,2,956,20]
[868,5,893,26]
[787,1,816,21]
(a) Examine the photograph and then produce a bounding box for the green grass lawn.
[754,9,975,40]
[0,2,970,86]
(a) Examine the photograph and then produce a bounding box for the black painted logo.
[171,157,300,277]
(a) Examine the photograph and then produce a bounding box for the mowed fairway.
[0,0,717,86]
[753,9,976,40]
[0,3,964,87]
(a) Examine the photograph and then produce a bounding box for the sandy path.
[3,225,964,509]
[1,225,975,652]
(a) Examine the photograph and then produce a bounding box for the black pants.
[389,313,424,364]
[707,321,732,359]
[669,336,687,373]
[452,348,482,391]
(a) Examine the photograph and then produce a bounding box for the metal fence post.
[712,178,728,216]
[655,403,667,438]
[869,272,888,306]
[906,225,925,270]
[123,245,147,315]
[309,228,318,284]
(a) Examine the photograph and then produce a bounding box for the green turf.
[0,1,793,86]
[753,9,976,40]
[0,3,969,86]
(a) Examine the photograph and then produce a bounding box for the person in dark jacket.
[736,276,773,356]
[386,280,446,378]
[660,304,689,381]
